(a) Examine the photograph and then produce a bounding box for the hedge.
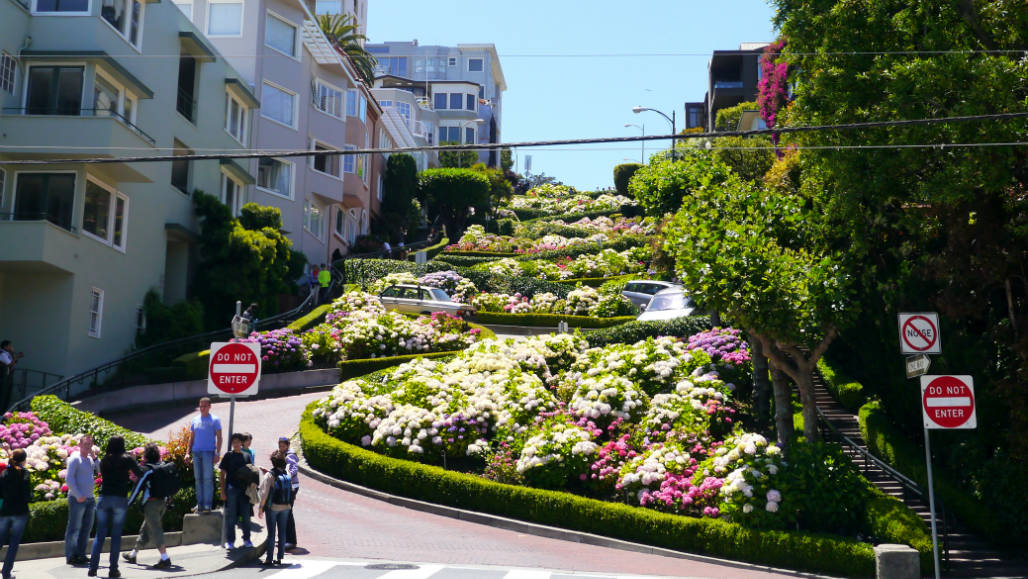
[31,395,155,450]
[863,486,934,572]
[859,400,1009,547]
[514,234,651,262]
[432,255,508,268]
[299,404,876,577]
[816,358,865,411]
[415,236,450,261]
[339,351,460,380]
[441,250,518,258]
[287,304,331,332]
[473,312,634,329]
[554,273,641,288]
[584,316,713,347]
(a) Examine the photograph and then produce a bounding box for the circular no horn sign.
[901,315,938,353]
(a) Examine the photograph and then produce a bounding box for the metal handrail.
[5,288,319,413]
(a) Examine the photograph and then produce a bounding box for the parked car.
[636,287,697,321]
[622,280,682,310]
[378,284,475,317]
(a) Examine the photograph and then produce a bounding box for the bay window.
[83,177,128,250]
[257,157,293,198]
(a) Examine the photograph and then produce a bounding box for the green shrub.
[613,163,643,197]
[420,237,451,261]
[495,218,517,236]
[514,235,651,262]
[518,221,594,239]
[473,312,634,328]
[554,274,639,288]
[23,488,196,543]
[135,290,206,347]
[442,250,518,258]
[171,350,210,380]
[31,395,154,450]
[433,255,510,268]
[287,304,331,332]
[299,404,875,576]
[864,490,934,572]
[339,351,459,380]
[816,359,865,411]
[585,316,713,347]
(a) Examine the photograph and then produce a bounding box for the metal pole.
[227,394,236,441]
[640,124,645,163]
[924,427,942,579]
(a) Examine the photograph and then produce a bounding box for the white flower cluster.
[515,422,598,474]
[568,374,649,425]
[617,443,692,492]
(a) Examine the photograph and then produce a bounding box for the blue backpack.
[267,471,292,507]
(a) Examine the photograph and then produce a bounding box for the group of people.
[0,396,300,578]
[307,265,333,304]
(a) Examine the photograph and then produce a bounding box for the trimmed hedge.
[554,273,640,288]
[419,237,451,261]
[339,351,460,380]
[23,488,195,543]
[863,486,934,572]
[473,312,634,329]
[299,404,876,577]
[287,304,331,332]
[31,395,154,450]
[441,250,518,258]
[585,316,713,347]
[514,234,651,262]
[859,400,1008,547]
[433,255,508,268]
[816,358,865,411]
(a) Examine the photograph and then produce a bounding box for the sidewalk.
[10,516,267,578]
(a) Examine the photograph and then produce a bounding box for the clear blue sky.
[368,1,778,191]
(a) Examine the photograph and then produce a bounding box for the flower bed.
[479,248,649,281]
[471,285,635,318]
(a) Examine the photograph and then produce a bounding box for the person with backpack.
[278,436,300,549]
[0,449,32,579]
[219,433,254,550]
[89,435,144,578]
[257,451,292,567]
[123,444,179,569]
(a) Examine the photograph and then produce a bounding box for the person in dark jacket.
[123,444,172,568]
[89,436,143,578]
[0,449,31,579]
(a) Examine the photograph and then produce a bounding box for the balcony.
[0,218,82,274]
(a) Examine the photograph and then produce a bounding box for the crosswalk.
[253,558,697,579]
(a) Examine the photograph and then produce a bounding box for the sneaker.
[109,569,122,578]
[191,505,200,513]
[242,540,253,548]
[152,558,172,569]
[260,559,275,567]
[121,552,136,564]
[87,569,97,577]
[224,542,235,550]
[284,543,295,550]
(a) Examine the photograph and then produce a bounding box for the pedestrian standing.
[64,434,98,566]
[219,433,253,550]
[89,436,143,578]
[257,451,292,567]
[241,433,254,465]
[0,340,24,411]
[185,397,222,513]
[317,264,331,303]
[278,437,300,549]
[123,444,174,568]
[0,449,31,579]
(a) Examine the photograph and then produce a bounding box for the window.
[304,200,324,239]
[257,157,292,198]
[359,94,367,123]
[265,12,297,57]
[207,0,242,36]
[0,53,15,95]
[447,57,456,67]
[225,92,247,144]
[345,89,358,117]
[466,93,476,111]
[342,144,356,173]
[33,0,89,13]
[88,287,104,338]
[449,93,462,110]
[468,58,483,72]
[261,82,295,127]
[394,101,411,125]
[439,126,460,143]
[171,140,191,193]
[93,73,119,117]
[465,127,475,145]
[173,1,192,18]
[376,56,406,77]
[13,172,75,231]
[311,142,341,178]
[220,173,243,215]
[82,177,128,250]
[26,66,83,115]
[313,80,343,118]
[376,175,383,201]
[101,0,145,49]
[176,56,197,121]
[334,207,344,237]
[433,92,446,110]
[315,0,342,14]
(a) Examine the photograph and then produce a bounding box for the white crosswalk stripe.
[501,570,553,579]
[255,558,699,579]
[377,564,446,578]
[266,560,341,577]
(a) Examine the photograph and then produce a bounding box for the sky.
[367,0,779,191]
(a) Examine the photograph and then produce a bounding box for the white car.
[622,280,682,310]
[378,284,475,317]
[636,287,697,321]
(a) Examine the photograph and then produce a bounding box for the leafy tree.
[438,143,480,168]
[612,163,643,197]
[417,168,490,241]
[379,153,420,237]
[316,14,377,85]
[500,148,514,171]
[470,162,513,210]
[714,100,758,132]
[708,135,776,183]
[135,290,204,346]
[627,152,733,217]
[192,193,305,328]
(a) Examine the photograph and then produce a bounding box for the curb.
[290,434,843,579]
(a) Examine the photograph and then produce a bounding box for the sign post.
[919,375,977,579]
[207,341,261,440]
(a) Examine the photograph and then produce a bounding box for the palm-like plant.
[316,13,378,85]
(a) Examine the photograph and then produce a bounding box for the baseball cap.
[278,436,290,443]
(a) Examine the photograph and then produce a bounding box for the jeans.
[222,486,250,544]
[90,495,128,572]
[265,508,290,561]
[0,514,28,578]
[134,499,167,550]
[65,496,96,560]
[193,450,215,510]
[286,487,298,545]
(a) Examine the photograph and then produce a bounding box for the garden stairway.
[811,374,1028,578]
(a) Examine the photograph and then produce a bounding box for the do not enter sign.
[208,342,261,397]
[920,375,976,429]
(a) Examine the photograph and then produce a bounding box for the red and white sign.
[207,342,261,397]
[920,375,976,429]
[898,312,941,354]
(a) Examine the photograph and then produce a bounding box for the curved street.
[110,392,817,579]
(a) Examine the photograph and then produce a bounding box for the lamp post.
[624,123,645,163]
[632,106,676,159]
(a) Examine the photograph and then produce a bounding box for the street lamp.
[624,123,645,163]
[632,106,676,158]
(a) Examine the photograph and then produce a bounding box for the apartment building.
[371,85,438,171]
[365,41,505,167]
[0,0,258,377]
[685,42,769,132]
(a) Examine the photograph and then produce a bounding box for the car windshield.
[648,292,693,311]
[429,288,452,302]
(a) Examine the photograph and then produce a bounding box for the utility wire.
[3,111,1027,166]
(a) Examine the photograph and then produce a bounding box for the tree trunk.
[770,366,794,448]
[795,365,820,442]
[750,336,771,433]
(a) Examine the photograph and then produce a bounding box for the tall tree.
[317,13,377,85]
[417,168,490,241]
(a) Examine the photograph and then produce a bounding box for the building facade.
[685,42,768,132]
[0,0,258,377]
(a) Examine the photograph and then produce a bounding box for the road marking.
[502,571,553,579]
[269,560,339,578]
[378,564,446,578]
[212,363,256,373]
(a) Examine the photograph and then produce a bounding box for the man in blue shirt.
[185,397,222,513]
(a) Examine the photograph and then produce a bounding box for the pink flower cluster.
[686,328,751,367]
[0,412,52,449]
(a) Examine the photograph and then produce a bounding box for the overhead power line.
[2,111,1027,166]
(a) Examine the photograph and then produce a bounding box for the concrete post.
[875,543,920,579]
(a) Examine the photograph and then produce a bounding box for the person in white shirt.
[0,340,23,410]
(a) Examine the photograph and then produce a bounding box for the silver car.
[636,287,697,321]
[378,284,475,317]
[622,280,682,310]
